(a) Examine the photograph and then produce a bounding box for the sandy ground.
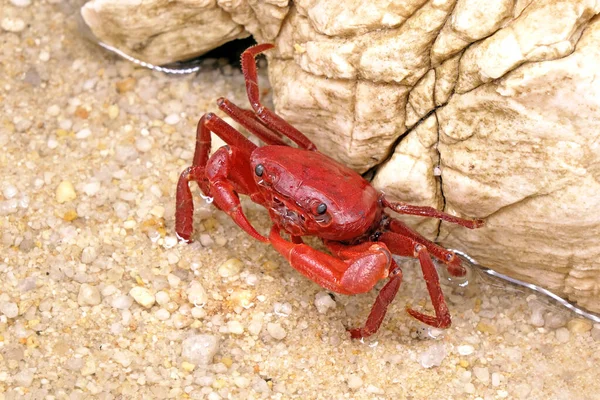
[1,1,600,399]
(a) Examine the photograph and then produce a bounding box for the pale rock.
[129,286,156,308]
[181,334,219,365]
[78,284,102,306]
[81,0,250,66]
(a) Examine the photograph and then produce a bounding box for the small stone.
[491,372,503,387]
[47,105,61,117]
[2,185,17,199]
[164,113,180,125]
[473,366,490,384]
[63,209,78,221]
[108,104,120,119]
[187,281,208,306]
[234,376,250,388]
[116,77,136,93]
[347,374,363,390]
[181,334,219,365]
[567,318,593,333]
[155,291,170,306]
[14,368,34,387]
[314,291,336,314]
[227,320,244,335]
[77,284,102,306]
[419,342,447,368]
[544,312,567,329]
[181,361,195,372]
[135,137,152,152]
[81,247,97,264]
[458,345,475,356]
[111,295,133,310]
[11,0,32,7]
[267,322,287,340]
[1,302,19,318]
[218,258,243,277]
[129,286,156,308]
[56,180,76,203]
[555,327,570,343]
[155,308,171,321]
[76,128,91,139]
[83,181,101,196]
[1,17,26,33]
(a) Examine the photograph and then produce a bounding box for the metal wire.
[450,249,600,323]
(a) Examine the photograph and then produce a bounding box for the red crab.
[176,44,484,338]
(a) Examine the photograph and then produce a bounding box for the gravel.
[1,1,599,398]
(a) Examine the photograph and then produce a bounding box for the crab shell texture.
[81,0,600,314]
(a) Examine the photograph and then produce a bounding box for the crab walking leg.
[216,97,288,146]
[386,218,465,277]
[240,44,317,151]
[379,231,452,328]
[175,113,267,242]
[382,197,484,229]
[324,241,404,338]
[348,264,403,339]
[270,227,392,295]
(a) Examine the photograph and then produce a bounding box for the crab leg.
[385,217,465,277]
[383,197,484,229]
[240,43,317,151]
[216,97,288,146]
[176,113,267,243]
[269,227,391,295]
[379,231,452,329]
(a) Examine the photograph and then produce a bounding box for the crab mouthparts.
[272,196,306,234]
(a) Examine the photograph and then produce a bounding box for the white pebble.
[81,247,97,264]
[187,281,208,306]
[227,320,244,335]
[199,233,214,247]
[39,51,50,62]
[135,137,152,152]
[419,342,447,368]
[83,181,101,196]
[1,17,26,32]
[2,185,17,199]
[155,308,171,321]
[111,295,133,310]
[491,372,503,387]
[47,104,61,117]
[77,284,102,306]
[267,322,287,340]
[165,113,180,125]
[56,180,77,203]
[314,291,336,314]
[555,327,570,343]
[473,366,490,384]
[347,374,363,390]
[218,258,243,277]
[234,376,250,388]
[181,334,220,365]
[76,128,91,139]
[155,291,170,306]
[458,344,475,356]
[129,286,156,308]
[1,302,19,318]
[10,0,32,7]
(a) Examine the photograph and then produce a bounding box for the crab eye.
[255,164,264,177]
[316,203,327,215]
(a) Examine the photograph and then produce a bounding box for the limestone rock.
[80,0,251,66]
